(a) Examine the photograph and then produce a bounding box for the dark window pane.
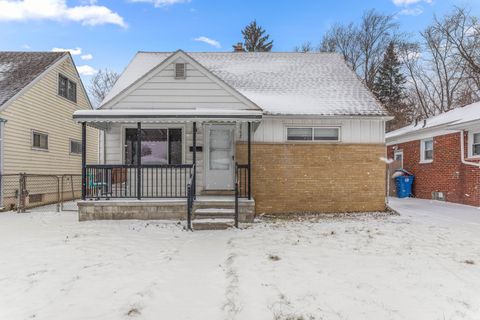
[314,128,339,141]
[68,80,77,102]
[425,150,433,160]
[474,144,480,156]
[70,140,81,154]
[33,132,48,149]
[287,128,312,140]
[125,129,137,165]
[169,128,182,164]
[58,75,67,98]
[125,128,175,165]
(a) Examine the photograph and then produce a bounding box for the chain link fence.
[0,173,82,212]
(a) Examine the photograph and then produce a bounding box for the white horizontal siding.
[108,61,250,110]
[0,57,98,175]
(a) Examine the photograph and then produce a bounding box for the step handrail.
[234,163,239,228]
[186,164,195,231]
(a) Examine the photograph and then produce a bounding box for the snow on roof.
[0,52,66,107]
[386,101,480,140]
[102,51,388,117]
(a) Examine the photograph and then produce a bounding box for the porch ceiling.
[73,109,263,129]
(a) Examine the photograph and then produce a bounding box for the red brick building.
[386,102,480,206]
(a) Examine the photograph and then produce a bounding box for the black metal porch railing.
[235,163,251,199]
[85,164,194,200]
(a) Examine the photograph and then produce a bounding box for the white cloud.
[392,0,432,5]
[81,53,93,60]
[399,7,423,16]
[194,36,221,48]
[77,65,97,76]
[0,0,126,28]
[129,0,190,8]
[21,44,30,49]
[52,47,82,55]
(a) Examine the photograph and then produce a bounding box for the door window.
[209,128,232,170]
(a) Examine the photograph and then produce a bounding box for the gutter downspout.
[460,130,480,167]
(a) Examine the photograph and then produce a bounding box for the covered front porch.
[73,109,261,228]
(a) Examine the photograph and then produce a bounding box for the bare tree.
[319,23,362,73]
[88,69,120,107]
[399,7,479,119]
[294,41,314,53]
[319,10,400,89]
[432,7,480,90]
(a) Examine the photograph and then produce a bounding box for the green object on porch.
[87,171,107,189]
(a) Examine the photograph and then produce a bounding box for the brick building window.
[471,132,480,156]
[420,138,433,163]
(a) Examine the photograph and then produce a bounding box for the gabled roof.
[0,52,67,108]
[102,51,388,117]
[386,101,480,143]
[101,50,261,111]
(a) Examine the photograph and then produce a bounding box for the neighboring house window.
[174,63,186,79]
[32,131,48,150]
[125,128,182,165]
[420,138,433,163]
[471,132,480,157]
[58,74,77,102]
[70,139,82,155]
[287,127,339,141]
[394,150,404,167]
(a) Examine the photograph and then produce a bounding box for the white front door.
[205,124,235,190]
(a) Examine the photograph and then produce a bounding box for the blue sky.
[0,0,479,81]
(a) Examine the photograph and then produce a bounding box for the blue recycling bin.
[395,175,414,198]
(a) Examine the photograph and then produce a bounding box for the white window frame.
[285,126,341,142]
[468,131,480,158]
[420,138,433,163]
[394,150,404,167]
[31,130,49,151]
[70,139,82,156]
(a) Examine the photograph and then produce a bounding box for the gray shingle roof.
[0,52,66,107]
[102,51,388,117]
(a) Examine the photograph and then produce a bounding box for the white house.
[73,50,390,228]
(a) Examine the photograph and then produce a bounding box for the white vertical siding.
[239,117,385,144]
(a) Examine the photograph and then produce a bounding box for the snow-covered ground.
[1,198,479,320]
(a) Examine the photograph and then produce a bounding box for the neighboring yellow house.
[0,52,98,209]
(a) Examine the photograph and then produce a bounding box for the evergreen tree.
[374,41,406,105]
[374,42,410,131]
[241,20,273,52]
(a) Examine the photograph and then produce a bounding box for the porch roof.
[73,109,262,129]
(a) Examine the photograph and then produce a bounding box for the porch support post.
[193,122,197,199]
[81,122,86,200]
[248,121,252,200]
[136,122,142,200]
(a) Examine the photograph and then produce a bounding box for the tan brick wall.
[236,143,387,214]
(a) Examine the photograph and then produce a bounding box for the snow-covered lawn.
[1,198,480,320]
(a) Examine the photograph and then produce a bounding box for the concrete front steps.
[192,204,236,230]
[186,195,255,230]
[192,218,235,230]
